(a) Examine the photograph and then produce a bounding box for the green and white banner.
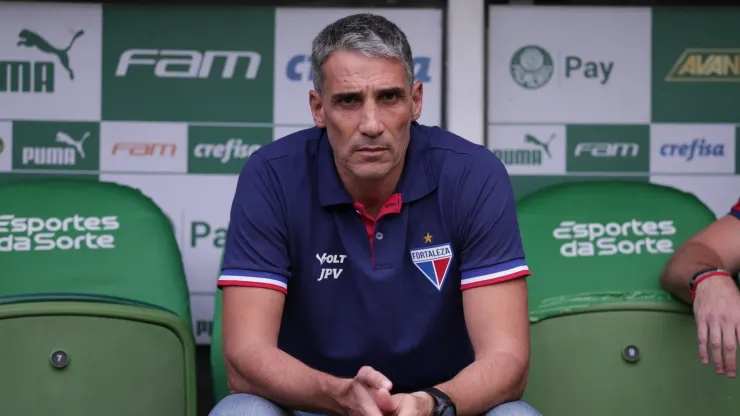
[0,2,443,344]
[487,6,740,219]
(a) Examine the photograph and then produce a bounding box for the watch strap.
[422,387,456,416]
[689,267,734,300]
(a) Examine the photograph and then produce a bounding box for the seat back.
[518,180,715,319]
[516,180,739,415]
[0,179,197,415]
[0,179,191,322]
[211,288,229,403]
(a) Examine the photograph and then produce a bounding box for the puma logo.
[55,131,89,159]
[524,133,556,159]
[16,28,85,80]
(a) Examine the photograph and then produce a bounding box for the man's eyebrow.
[331,91,363,102]
[376,87,406,96]
[330,87,407,102]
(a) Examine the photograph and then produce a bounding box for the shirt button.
[375,232,384,240]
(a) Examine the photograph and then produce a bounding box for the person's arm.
[219,153,348,415]
[432,149,531,416]
[660,199,740,303]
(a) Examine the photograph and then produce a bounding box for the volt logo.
[316,252,346,282]
[316,253,346,264]
[286,55,432,82]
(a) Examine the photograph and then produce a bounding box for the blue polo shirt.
[218,122,531,393]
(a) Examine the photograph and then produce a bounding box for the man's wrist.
[692,268,736,300]
[412,391,436,416]
[319,375,352,415]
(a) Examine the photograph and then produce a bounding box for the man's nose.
[358,101,383,138]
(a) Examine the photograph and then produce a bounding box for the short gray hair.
[311,13,414,95]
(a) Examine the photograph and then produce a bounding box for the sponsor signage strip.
[486,5,740,223]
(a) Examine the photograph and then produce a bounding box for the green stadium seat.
[518,180,740,415]
[0,179,197,416]
[211,288,229,403]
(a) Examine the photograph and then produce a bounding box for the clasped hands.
[339,366,435,416]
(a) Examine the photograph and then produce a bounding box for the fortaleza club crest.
[410,243,454,291]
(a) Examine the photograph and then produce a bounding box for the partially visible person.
[661,198,740,378]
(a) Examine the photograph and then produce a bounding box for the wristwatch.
[688,267,735,300]
[422,387,457,416]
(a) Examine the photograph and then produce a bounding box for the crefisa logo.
[659,138,725,162]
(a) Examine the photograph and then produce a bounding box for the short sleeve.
[218,153,291,294]
[456,149,531,291]
[730,198,740,220]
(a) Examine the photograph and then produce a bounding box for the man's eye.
[341,96,358,104]
[380,92,398,101]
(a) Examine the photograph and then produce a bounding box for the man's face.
[309,50,423,180]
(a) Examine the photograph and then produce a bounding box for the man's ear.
[411,81,423,121]
[309,90,326,128]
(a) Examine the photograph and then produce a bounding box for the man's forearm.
[435,351,528,416]
[661,241,726,303]
[226,344,347,415]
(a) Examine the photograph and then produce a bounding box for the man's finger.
[388,394,410,416]
[354,384,384,416]
[359,400,384,416]
[372,388,395,414]
[697,318,709,364]
[710,322,725,374]
[735,324,740,377]
[726,325,740,378]
[357,366,393,390]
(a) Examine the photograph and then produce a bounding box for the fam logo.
[510,45,614,90]
[2,28,84,94]
[665,48,740,83]
[410,236,454,291]
[111,142,177,157]
[316,252,346,281]
[286,55,432,83]
[115,49,262,80]
[659,138,725,162]
[574,141,639,158]
[493,133,556,167]
[566,125,650,173]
